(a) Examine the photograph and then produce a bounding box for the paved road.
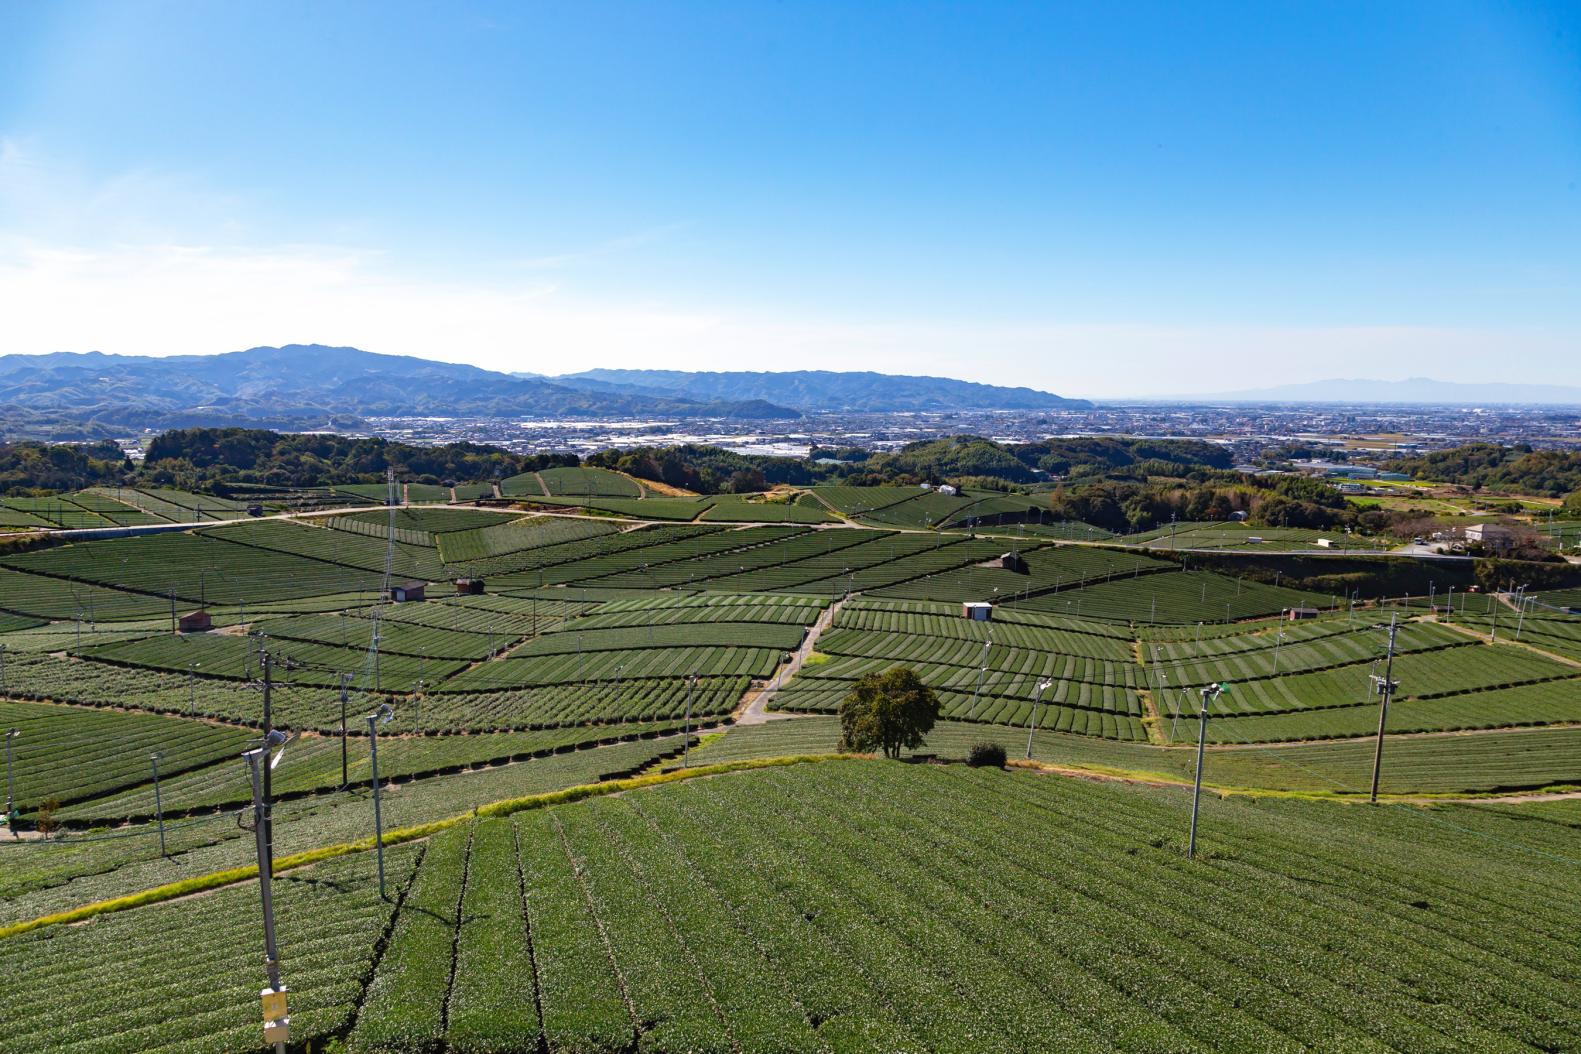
[736,596,847,724]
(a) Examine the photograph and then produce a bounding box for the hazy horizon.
[12,342,1581,405]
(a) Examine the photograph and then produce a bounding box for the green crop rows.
[1187,680,1581,743]
[1018,569,1337,623]
[437,514,618,564]
[27,762,1542,1052]
[521,620,807,656]
[10,765,1581,1051]
[5,531,387,604]
[538,465,644,497]
[441,645,784,692]
[58,719,688,821]
[0,847,412,1053]
[0,699,253,811]
[210,518,444,580]
[74,632,467,691]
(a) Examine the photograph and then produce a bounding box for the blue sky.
[1,1,1577,397]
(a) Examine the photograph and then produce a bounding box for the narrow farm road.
[735,595,848,725]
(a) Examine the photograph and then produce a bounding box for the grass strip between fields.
[0,753,852,942]
[1007,757,1581,803]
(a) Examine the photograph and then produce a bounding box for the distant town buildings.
[1294,461,1412,482]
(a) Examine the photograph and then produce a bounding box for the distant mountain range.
[1181,377,1581,406]
[0,345,798,433]
[546,368,1091,412]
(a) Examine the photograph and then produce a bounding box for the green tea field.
[2,484,1577,1053]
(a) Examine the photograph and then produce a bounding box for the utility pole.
[683,674,696,767]
[1187,683,1225,860]
[150,753,167,856]
[382,466,397,601]
[367,703,395,899]
[372,608,382,692]
[4,729,18,837]
[970,634,992,711]
[1367,615,1400,805]
[244,732,291,1053]
[339,673,351,789]
[1272,631,1286,676]
[1024,680,1052,759]
[0,643,6,695]
[260,651,274,871]
[1515,588,1530,641]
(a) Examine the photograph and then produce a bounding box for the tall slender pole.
[260,652,274,871]
[0,643,6,695]
[244,747,288,1054]
[971,635,991,710]
[683,674,695,767]
[4,729,17,836]
[368,711,388,899]
[1515,590,1530,641]
[150,753,167,856]
[1024,680,1050,759]
[1368,614,1400,805]
[339,674,351,789]
[1187,685,1214,860]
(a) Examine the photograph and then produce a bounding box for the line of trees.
[141,429,576,489]
[0,440,132,496]
[1387,443,1581,498]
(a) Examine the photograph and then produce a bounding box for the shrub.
[966,742,1007,768]
[35,798,60,838]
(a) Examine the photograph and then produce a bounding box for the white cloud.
[1,234,1574,398]
[3,146,1574,398]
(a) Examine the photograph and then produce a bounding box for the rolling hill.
[0,345,798,428]
[552,368,1093,411]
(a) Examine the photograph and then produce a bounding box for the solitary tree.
[838,667,941,759]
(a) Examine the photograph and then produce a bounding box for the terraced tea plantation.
[2,484,1578,1053]
[5,763,1581,1053]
